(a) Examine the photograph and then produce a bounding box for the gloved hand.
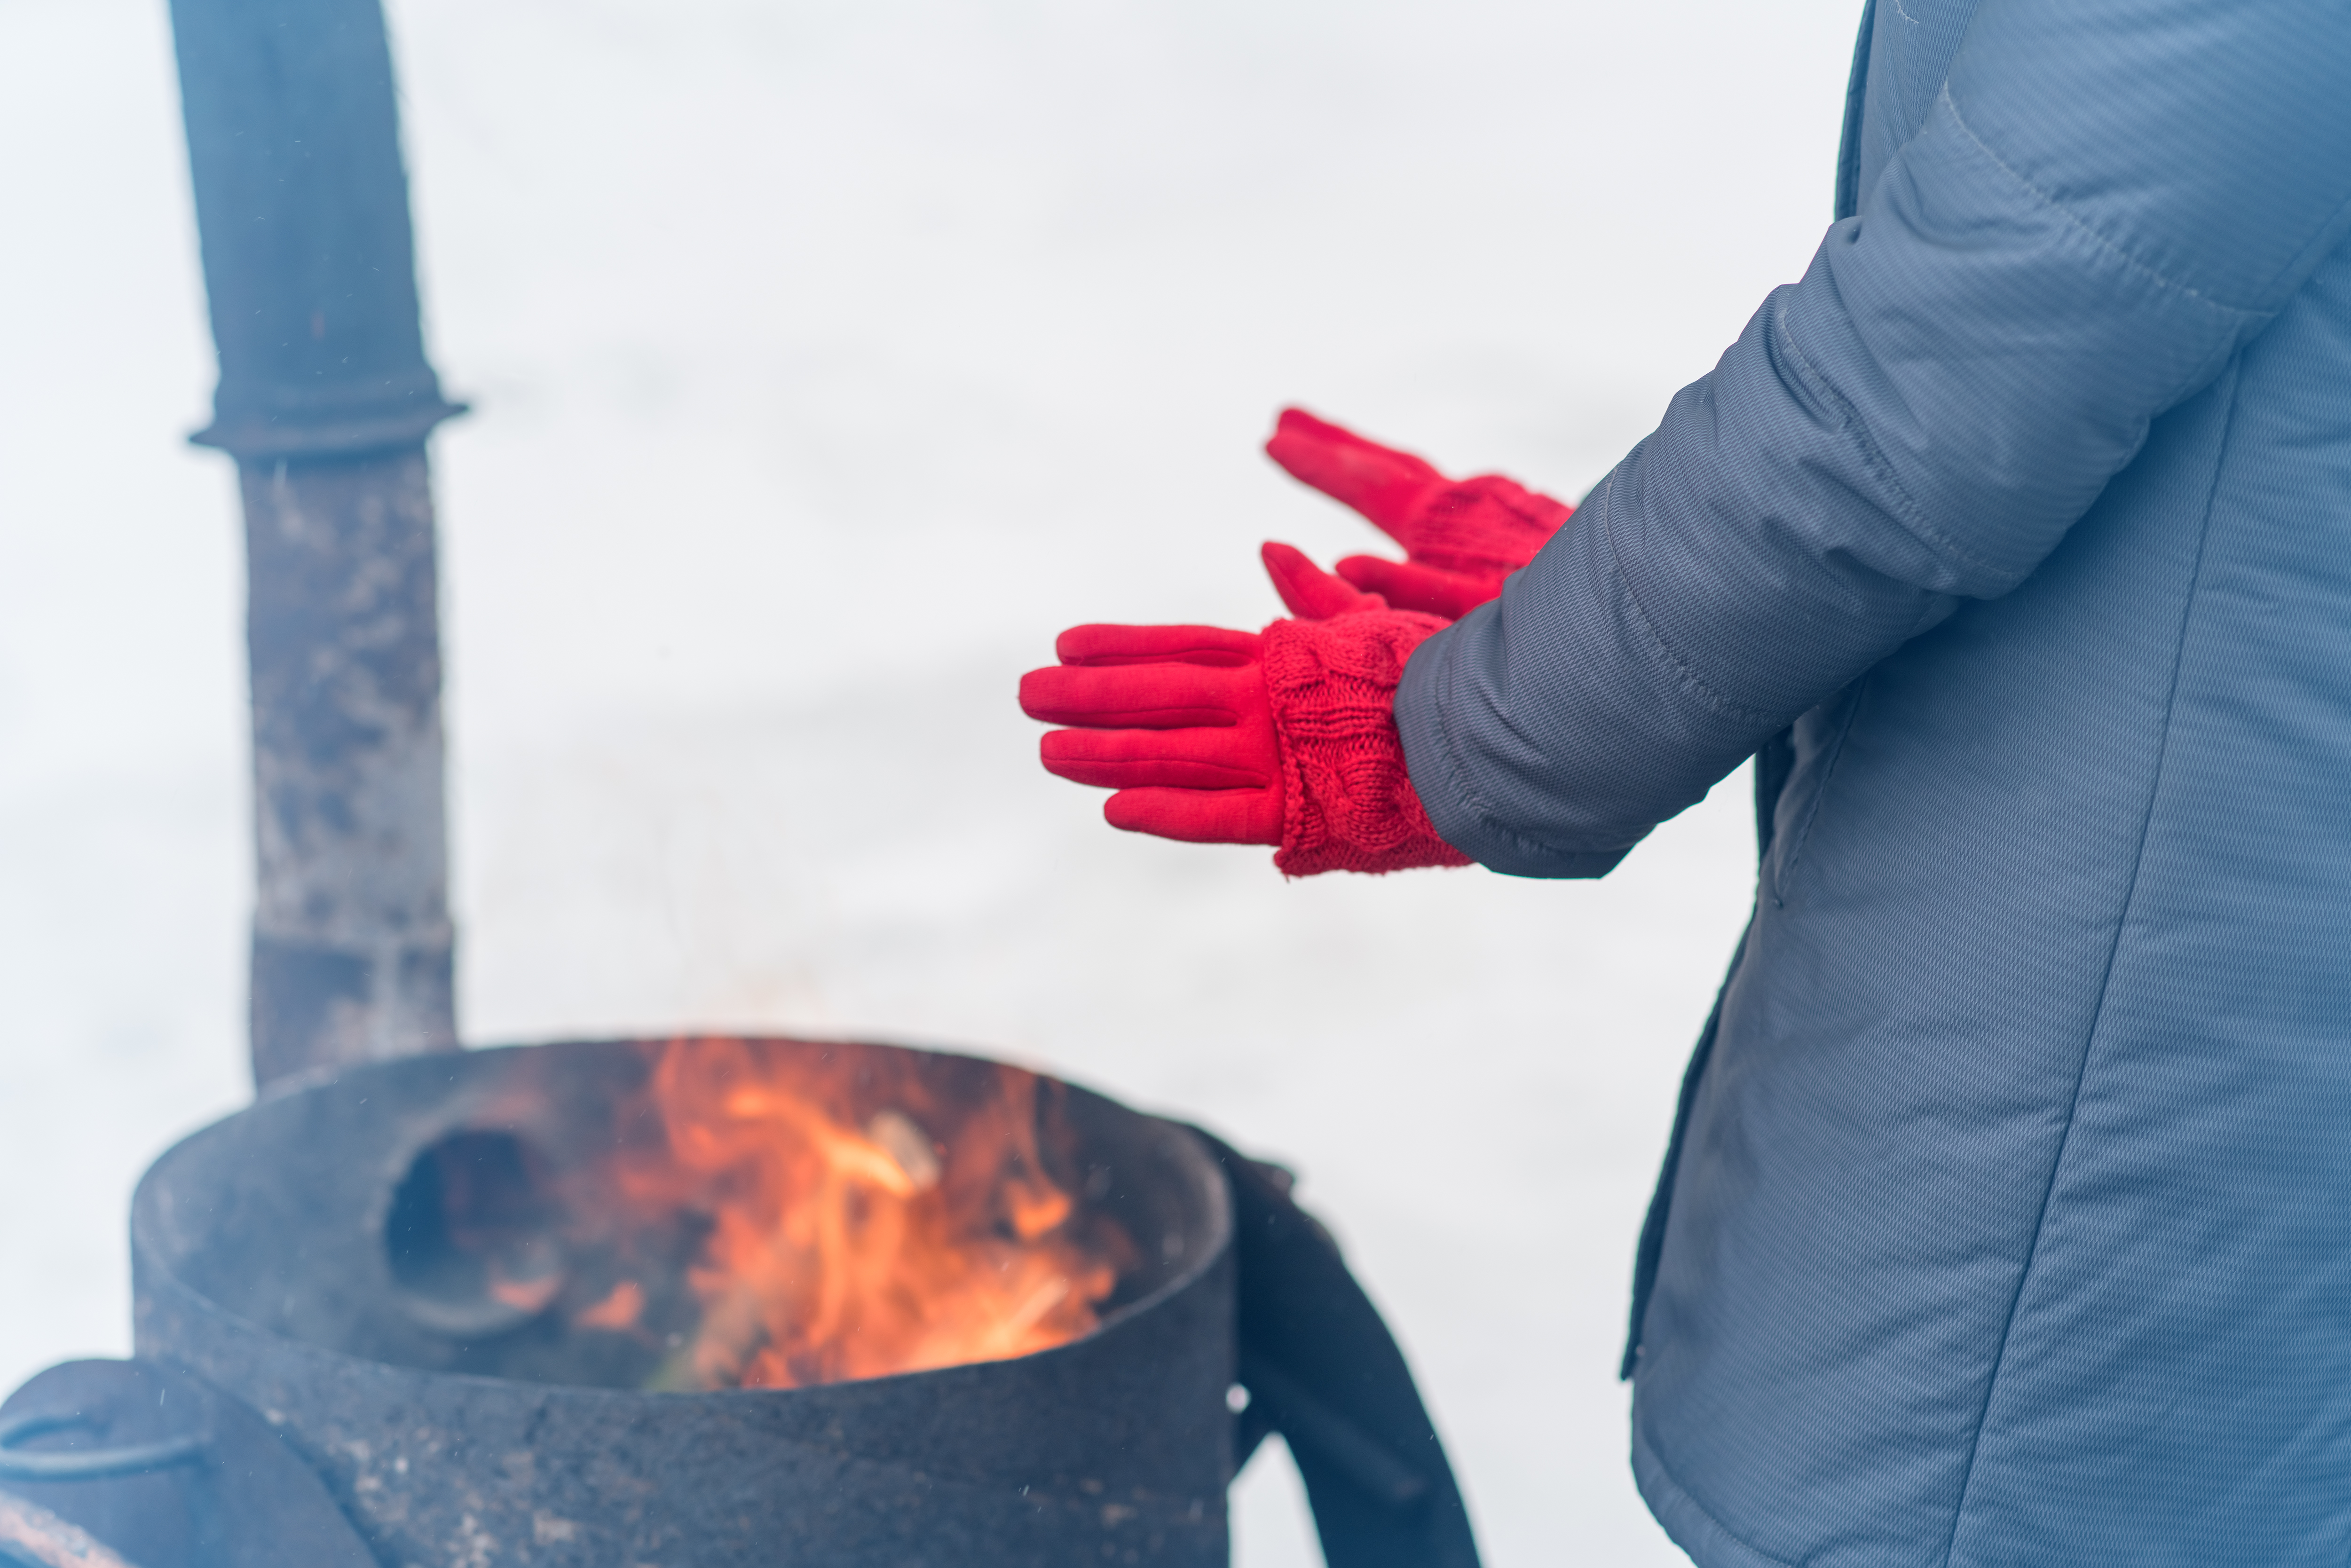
[1022,623,1284,847]
[1262,408,1574,622]
[1019,612,1471,877]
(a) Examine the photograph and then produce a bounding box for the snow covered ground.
[0,0,1860,1560]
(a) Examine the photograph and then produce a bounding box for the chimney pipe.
[167,0,465,1085]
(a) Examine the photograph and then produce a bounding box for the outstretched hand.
[1017,409,1543,874]
[1018,624,1283,846]
[1259,408,1573,622]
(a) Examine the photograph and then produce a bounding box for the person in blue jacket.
[1024,2,2351,1561]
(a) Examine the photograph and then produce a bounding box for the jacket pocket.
[1766,675,1872,908]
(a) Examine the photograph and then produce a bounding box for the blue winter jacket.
[1392,3,2351,1563]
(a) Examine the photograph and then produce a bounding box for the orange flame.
[578,1039,1128,1390]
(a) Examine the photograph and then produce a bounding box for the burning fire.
[562,1039,1130,1391]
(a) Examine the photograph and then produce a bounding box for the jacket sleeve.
[1396,0,2351,878]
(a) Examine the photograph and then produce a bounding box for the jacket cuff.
[1260,614,1474,877]
[1394,616,1637,880]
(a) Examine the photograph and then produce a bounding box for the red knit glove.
[1261,408,1573,622]
[1019,614,1471,876]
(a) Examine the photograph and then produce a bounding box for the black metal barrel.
[131,1038,1237,1567]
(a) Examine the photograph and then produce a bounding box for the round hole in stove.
[384,1127,569,1340]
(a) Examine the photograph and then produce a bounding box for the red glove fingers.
[1021,629,1284,847]
[1331,554,1494,622]
[1021,612,1471,873]
[1262,407,1574,622]
[1039,724,1274,791]
[1054,622,1260,669]
[1018,659,1262,729]
[1264,408,1446,537]
[1260,542,1387,620]
[1104,786,1283,845]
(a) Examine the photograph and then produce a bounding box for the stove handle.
[1234,1351,1428,1506]
[0,1415,207,1484]
[1184,1123,1485,1568]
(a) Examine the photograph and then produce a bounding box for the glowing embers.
[388,1039,1134,1390]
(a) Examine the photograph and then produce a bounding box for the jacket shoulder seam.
[1937,85,2270,322]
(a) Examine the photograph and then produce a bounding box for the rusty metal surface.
[133,1038,1236,1567]
[241,451,457,1085]
[169,0,464,1086]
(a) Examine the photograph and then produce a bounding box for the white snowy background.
[0,0,1858,1560]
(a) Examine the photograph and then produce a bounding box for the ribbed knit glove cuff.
[1262,612,1474,877]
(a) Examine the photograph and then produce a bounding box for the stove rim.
[131,1032,1236,1404]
